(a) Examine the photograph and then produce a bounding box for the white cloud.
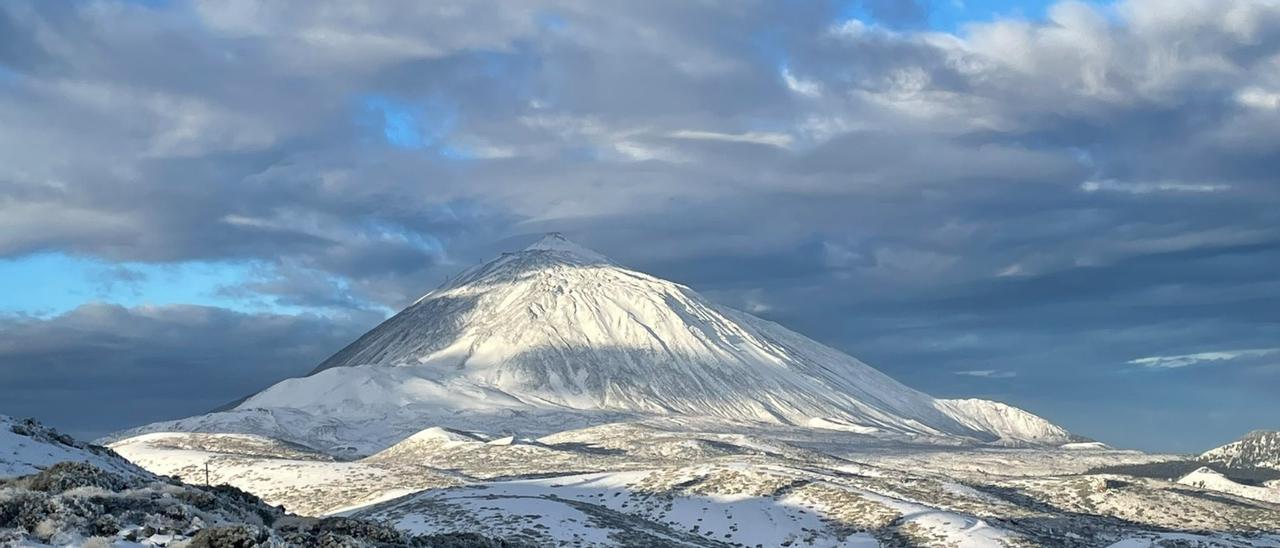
[1128,348,1280,370]
[829,18,870,38]
[996,263,1027,277]
[1081,179,1231,194]
[741,288,772,314]
[1,0,1278,317]
[668,130,793,148]
[781,66,822,98]
[1237,87,1280,110]
[954,369,1017,379]
[612,141,686,163]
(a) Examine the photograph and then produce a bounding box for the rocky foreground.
[0,417,521,547]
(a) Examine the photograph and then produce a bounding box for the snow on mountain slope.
[0,415,148,480]
[118,233,1075,452]
[935,399,1080,446]
[299,233,966,434]
[1201,430,1280,470]
[1178,466,1280,504]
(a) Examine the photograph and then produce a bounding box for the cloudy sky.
[1,0,1278,453]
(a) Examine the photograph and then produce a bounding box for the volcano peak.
[522,232,611,263]
[120,235,1077,454]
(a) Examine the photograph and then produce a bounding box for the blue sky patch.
[835,0,1106,33]
[359,94,458,150]
[0,253,287,317]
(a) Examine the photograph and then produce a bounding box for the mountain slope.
[1,415,148,480]
[117,234,1075,452]
[934,399,1080,446]
[1201,430,1280,470]
[296,233,960,435]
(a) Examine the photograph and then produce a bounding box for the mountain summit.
[117,234,1075,454]
[520,232,612,262]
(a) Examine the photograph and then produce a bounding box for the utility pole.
[205,461,210,486]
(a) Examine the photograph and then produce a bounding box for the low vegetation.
[1087,460,1280,486]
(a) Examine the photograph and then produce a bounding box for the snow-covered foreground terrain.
[0,415,148,480]
[11,410,1276,546]
[109,432,462,516]
[1,416,522,546]
[108,421,1280,547]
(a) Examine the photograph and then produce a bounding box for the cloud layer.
[0,304,375,439]
[1,0,1278,451]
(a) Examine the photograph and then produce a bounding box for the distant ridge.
[1201,430,1280,470]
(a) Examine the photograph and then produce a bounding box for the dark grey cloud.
[0,304,377,441]
[0,0,1277,451]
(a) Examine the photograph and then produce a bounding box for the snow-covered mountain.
[115,234,1076,453]
[1201,430,1280,470]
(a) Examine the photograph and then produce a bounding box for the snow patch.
[1178,466,1280,504]
[0,416,148,480]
